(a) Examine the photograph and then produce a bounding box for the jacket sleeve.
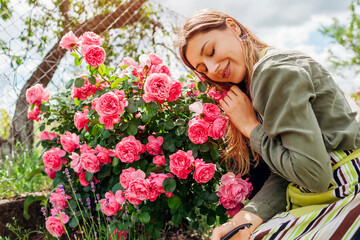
[250,61,332,193]
[242,173,289,221]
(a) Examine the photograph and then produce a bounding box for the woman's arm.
[250,57,332,192]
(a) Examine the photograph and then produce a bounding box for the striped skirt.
[250,150,360,240]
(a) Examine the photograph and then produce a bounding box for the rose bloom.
[46,212,69,238]
[227,203,244,218]
[193,159,215,184]
[111,228,128,240]
[28,106,41,121]
[74,107,89,131]
[202,103,221,122]
[96,145,115,164]
[40,131,58,141]
[169,150,194,179]
[43,147,67,172]
[149,64,171,77]
[217,173,253,203]
[208,115,228,140]
[219,197,238,210]
[167,80,182,102]
[148,188,160,202]
[95,92,125,117]
[99,115,121,130]
[115,136,142,163]
[71,77,97,101]
[60,131,80,153]
[115,190,126,205]
[120,167,136,189]
[59,31,81,50]
[49,188,71,210]
[125,178,150,205]
[100,191,120,216]
[148,172,169,193]
[83,45,106,68]
[45,168,56,179]
[143,73,171,104]
[188,117,209,144]
[81,31,102,46]
[69,152,83,173]
[207,87,227,103]
[139,53,163,66]
[80,152,100,173]
[153,155,165,166]
[146,135,164,156]
[26,83,50,106]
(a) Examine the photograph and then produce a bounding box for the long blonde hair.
[177,9,268,176]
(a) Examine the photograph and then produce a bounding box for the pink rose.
[96,145,115,164]
[95,92,125,117]
[193,159,215,184]
[217,173,253,203]
[78,171,98,186]
[153,155,165,166]
[120,167,136,189]
[99,115,121,130]
[111,228,128,240]
[43,147,67,172]
[80,152,100,173]
[219,197,238,209]
[71,76,97,101]
[83,45,106,68]
[49,189,71,210]
[143,73,171,104]
[207,87,227,103]
[120,57,139,68]
[125,177,150,205]
[148,53,163,65]
[40,131,58,141]
[46,212,69,237]
[115,190,126,205]
[208,116,228,140]
[202,103,221,122]
[169,150,194,179]
[148,173,168,193]
[45,168,56,179]
[167,80,182,102]
[74,107,89,131]
[26,84,50,106]
[227,203,244,218]
[149,64,171,77]
[60,131,80,153]
[146,135,164,156]
[115,136,142,163]
[81,32,102,46]
[27,106,41,121]
[188,117,209,144]
[59,31,81,50]
[80,144,97,154]
[100,191,120,216]
[69,152,83,173]
[139,53,162,66]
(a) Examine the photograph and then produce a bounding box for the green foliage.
[321,0,360,73]
[0,109,10,139]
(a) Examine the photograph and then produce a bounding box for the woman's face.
[185,22,246,84]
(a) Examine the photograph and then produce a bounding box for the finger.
[219,99,229,110]
[226,90,238,100]
[230,85,244,96]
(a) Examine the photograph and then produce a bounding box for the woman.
[177,9,360,240]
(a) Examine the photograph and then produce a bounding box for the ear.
[225,18,241,35]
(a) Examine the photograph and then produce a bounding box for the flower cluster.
[188,102,228,144]
[25,84,50,121]
[217,172,253,218]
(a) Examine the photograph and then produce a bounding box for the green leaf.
[88,76,96,85]
[207,211,216,225]
[196,81,207,92]
[85,171,93,183]
[171,211,182,226]
[152,228,161,239]
[126,123,138,135]
[23,195,47,220]
[91,126,98,136]
[97,164,112,179]
[119,122,129,131]
[98,64,106,76]
[139,212,151,223]
[175,118,186,126]
[191,221,199,230]
[210,147,219,160]
[112,158,119,167]
[162,177,176,193]
[164,119,175,130]
[39,123,45,131]
[68,217,79,228]
[102,130,110,139]
[74,98,81,105]
[127,99,137,113]
[110,77,125,89]
[66,79,74,89]
[199,142,211,152]
[168,195,181,210]
[208,192,219,203]
[30,104,34,111]
[215,204,227,216]
[75,77,85,88]
[39,104,49,112]
[175,126,186,136]
[186,74,194,79]
[141,113,151,122]
[25,168,42,181]
[112,182,124,193]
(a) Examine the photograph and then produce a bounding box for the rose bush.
[28,31,253,239]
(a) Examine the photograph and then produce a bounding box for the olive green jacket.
[242,48,360,221]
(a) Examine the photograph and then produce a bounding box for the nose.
[205,59,219,76]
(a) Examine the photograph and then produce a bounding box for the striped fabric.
[250,150,360,240]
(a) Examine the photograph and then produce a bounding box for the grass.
[0,145,52,199]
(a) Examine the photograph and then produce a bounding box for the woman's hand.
[211,210,264,240]
[219,85,260,138]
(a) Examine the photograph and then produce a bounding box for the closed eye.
[210,48,215,56]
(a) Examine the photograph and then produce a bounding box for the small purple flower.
[86,197,91,209]
[91,182,95,192]
[40,207,47,220]
[58,185,65,195]
[79,198,83,205]
[64,168,71,182]
[94,231,98,239]
[96,193,100,200]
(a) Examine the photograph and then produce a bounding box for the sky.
[159,0,359,94]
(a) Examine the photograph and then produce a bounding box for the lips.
[222,61,230,78]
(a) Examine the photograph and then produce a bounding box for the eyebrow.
[195,40,209,70]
